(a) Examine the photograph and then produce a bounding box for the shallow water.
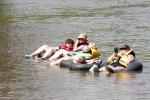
[0,0,150,99]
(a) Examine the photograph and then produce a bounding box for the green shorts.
[76,53,92,60]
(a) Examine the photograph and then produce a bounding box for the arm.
[107,53,117,63]
[117,53,135,65]
[73,60,77,63]
[50,55,76,65]
[74,45,84,52]
[73,40,84,51]
[73,39,79,51]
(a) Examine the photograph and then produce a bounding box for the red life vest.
[77,40,89,47]
[59,45,74,52]
[76,61,87,64]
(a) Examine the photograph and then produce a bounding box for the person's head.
[119,45,130,53]
[65,39,74,48]
[84,43,97,50]
[88,43,97,50]
[78,56,86,64]
[76,33,87,41]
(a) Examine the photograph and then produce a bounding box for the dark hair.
[120,45,130,50]
[65,39,74,45]
[78,56,86,64]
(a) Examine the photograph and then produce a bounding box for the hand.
[76,39,79,44]
[117,52,123,57]
[113,52,117,57]
[73,60,77,63]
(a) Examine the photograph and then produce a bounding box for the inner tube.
[124,61,143,71]
[60,60,73,67]
[69,63,95,70]
[60,60,143,71]
[102,61,143,71]
[60,60,102,70]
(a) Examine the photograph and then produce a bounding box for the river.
[0,0,150,99]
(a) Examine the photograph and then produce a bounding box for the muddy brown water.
[0,0,150,99]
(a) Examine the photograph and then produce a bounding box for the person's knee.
[41,45,49,49]
[109,65,114,69]
[42,45,48,47]
[48,47,55,51]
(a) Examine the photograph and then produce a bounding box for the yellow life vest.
[81,48,101,59]
[110,50,135,67]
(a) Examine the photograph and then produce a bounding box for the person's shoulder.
[129,50,135,57]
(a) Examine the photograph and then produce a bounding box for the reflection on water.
[0,0,150,99]
[106,71,136,82]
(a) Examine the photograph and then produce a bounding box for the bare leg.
[50,58,63,65]
[50,55,76,65]
[99,65,125,73]
[42,48,57,59]
[49,49,69,60]
[99,67,107,72]
[31,45,51,57]
[106,65,125,73]
[87,59,102,64]
[112,67,125,73]
[87,59,95,64]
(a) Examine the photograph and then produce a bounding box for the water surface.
[0,0,150,99]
